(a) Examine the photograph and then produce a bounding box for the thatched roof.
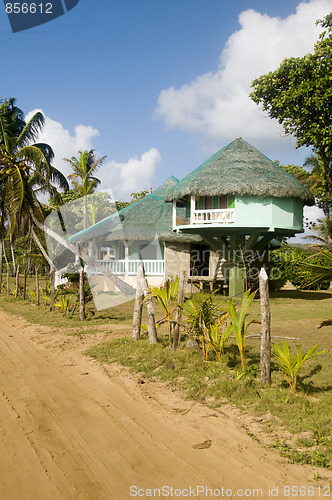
[164,138,314,205]
[70,176,202,244]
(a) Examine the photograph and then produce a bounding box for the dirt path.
[0,310,330,500]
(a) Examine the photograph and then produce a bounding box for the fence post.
[137,265,157,344]
[259,267,271,384]
[132,265,144,340]
[15,265,20,298]
[173,271,187,350]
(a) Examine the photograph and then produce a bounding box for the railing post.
[124,243,129,277]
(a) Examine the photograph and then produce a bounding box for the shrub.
[270,246,330,290]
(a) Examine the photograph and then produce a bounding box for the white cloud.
[26,110,161,199]
[155,0,332,155]
[101,148,162,200]
[26,109,100,178]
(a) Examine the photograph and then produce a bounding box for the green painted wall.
[234,196,303,231]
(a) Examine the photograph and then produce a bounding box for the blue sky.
[1,0,331,209]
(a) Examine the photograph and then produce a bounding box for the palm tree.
[0,98,68,283]
[303,153,332,217]
[64,150,106,229]
[0,99,135,298]
[304,217,332,250]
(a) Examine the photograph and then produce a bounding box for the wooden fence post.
[132,265,144,340]
[173,270,187,350]
[137,265,157,344]
[259,267,271,384]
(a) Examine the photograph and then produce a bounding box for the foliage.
[181,292,222,348]
[301,249,332,288]
[304,217,332,249]
[149,276,179,346]
[273,341,325,391]
[227,290,256,372]
[115,188,153,212]
[202,314,232,363]
[55,294,75,315]
[250,14,332,197]
[271,245,330,290]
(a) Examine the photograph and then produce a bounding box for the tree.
[64,150,106,230]
[250,14,332,197]
[0,99,135,299]
[0,98,68,274]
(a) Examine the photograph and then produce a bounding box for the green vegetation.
[273,342,325,391]
[250,14,332,199]
[271,246,331,290]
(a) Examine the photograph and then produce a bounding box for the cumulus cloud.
[26,109,100,178]
[100,148,162,200]
[155,0,332,155]
[26,110,161,199]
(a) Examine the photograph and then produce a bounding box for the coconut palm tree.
[0,99,135,299]
[64,150,106,229]
[0,98,68,282]
[304,217,332,250]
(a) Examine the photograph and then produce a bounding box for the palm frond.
[16,112,45,148]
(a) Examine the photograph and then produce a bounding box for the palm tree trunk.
[23,268,27,300]
[35,267,39,306]
[15,265,20,298]
[83,196,89,230]
[10,236,16,277]
[3,240,12,277]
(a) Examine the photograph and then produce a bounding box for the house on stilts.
[68,138,314,297]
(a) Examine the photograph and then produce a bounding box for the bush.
[270,246,330,290]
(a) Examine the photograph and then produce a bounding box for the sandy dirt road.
[0,310,331,500]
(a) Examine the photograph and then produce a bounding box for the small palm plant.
[55,294,74,315]
[227,289,256,373]
[202,313,232,363]
[181,292,222,354]
[273,341,325,391]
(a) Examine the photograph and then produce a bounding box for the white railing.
[192,209,235,224]
[87,259,165,276]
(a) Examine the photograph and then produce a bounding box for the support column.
[124,242,129,277]
[229,233,245,298]
[172,200,176,230]
[190,194,195,225]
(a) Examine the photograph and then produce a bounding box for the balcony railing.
[86,259,165,276]
[192,209,235,224]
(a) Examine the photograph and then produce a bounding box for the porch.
[86,259,165,277]
[173,194,235,229]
